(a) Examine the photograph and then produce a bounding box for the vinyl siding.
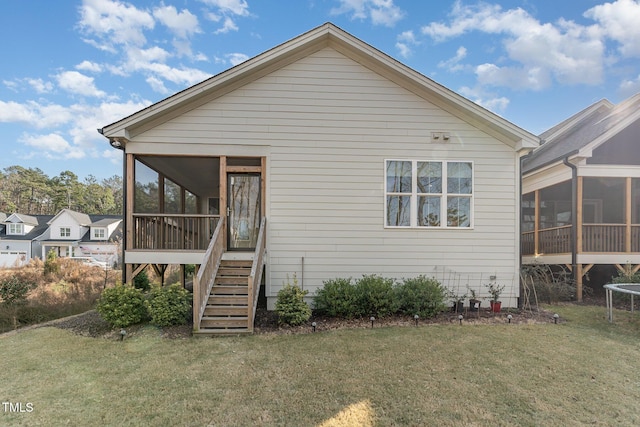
[132,47,521,305]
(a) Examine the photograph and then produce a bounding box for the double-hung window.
[8,223,23,235]
[60,227,71,237]
[385,160,473,228]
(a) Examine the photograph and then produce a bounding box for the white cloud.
[146,76,169,94]
[20,133,78,158]
[226,53,249,66]
[199,0,250,17]
[586,0,640,57]
[78,0,155,48]
[214,16,239,34]
[76,60,103,73]
[421,1,605,89]
[0,101,73,128]
[619,74,640,97]
[459,86,509,113]
[331,0,405,27]
[57,71,106,97]
[27,78,54,94]
[153,5,201,39]
[438,46,467,72]
[395,30,418,58]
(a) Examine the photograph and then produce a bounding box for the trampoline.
[604,283,640,322]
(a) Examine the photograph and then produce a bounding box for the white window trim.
[384,159,474,229]
[60,227,71,237]
[92,228,106,240]
[7,223,24,235]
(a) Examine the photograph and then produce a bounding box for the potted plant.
[467,286,481,312]
[486,282,505,313]
[448,290,467,314]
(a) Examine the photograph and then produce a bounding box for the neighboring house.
[522,93,640,301]
[0,209,122,268]
[100,23,538,334]
[36,209,122,266]
[0,213,53,267]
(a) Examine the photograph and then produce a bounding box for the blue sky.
[2,0,640,180]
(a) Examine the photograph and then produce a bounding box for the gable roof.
[4,213,39,226]
[0,215,53,241]
[90,217,122,227]
[47,209,92,226]
[524,92,640,173]
[100,22,538,152]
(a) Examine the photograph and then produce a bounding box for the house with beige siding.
[100,23,538,334]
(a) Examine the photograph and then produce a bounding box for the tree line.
[0,166,123,215]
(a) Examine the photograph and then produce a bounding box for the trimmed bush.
[133,269,151,292]
[394,275,447,318]
[354,275,396,318]
[96,284,147,328]
[145,284,192,327]
[0,276,35,307]
[314,278,357,318]
[275,278,311,326]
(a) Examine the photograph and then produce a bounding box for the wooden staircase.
[198,259,253,334]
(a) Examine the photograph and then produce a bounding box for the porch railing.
[522,224,640,255]
[193,217,225,332]
[133,214,220,250]
[538,225,571,254]
[247,217,266,333]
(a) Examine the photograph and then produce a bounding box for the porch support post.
[125,153,135,284]
[576,263,583,302]
[534,190,539,255]
[577,177,583,254]
[220,156,227,251]
[626,177,632,253]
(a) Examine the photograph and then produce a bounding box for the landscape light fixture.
[507,314,513,324]
[553,313,559,324]
[311,321,317,332]
[370,316,375,328]
[458,314,463,325]
[120,329,127,341]
[414,314,419,327]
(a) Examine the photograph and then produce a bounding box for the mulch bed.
[27,305,561,340]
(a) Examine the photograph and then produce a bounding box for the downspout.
[562,156,578,286]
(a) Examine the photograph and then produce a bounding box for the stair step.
[193,328,251,335]
[220,260,253,268]
[211,285,248,295]
[204,306,248,316]
[201,316,249,328]
[218,267,251,276]
[215,276,249,285]
[208,295,248,305]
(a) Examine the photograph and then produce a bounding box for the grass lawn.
[1,304,640,426]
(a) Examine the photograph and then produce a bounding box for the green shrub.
[314,278,357,318]
[96,284,147,328]
[275,276,311,326]
[145,284,192,327]
[394,275,447,318]
[133,269,151,292]
[354,275,396,318]
[0,276,35,307]
[44,251,60,277]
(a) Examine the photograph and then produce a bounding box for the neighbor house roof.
[47,208,92,226]
[4,213,39,226]
[524,92,640,173]
[101,22,538,152]
[0,215,54,241]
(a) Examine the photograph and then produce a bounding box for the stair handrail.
[193,216,225,332]
[247,217,266,332]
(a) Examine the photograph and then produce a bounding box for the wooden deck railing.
[247,217,266,333]
[193,217,225,333]
[538,225,571,254]
[523,224,640,255]
[582,224,626,252]
[133,214,220,250]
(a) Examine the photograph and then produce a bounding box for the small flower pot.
[469,299,481,312]
[490,300,502,313]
